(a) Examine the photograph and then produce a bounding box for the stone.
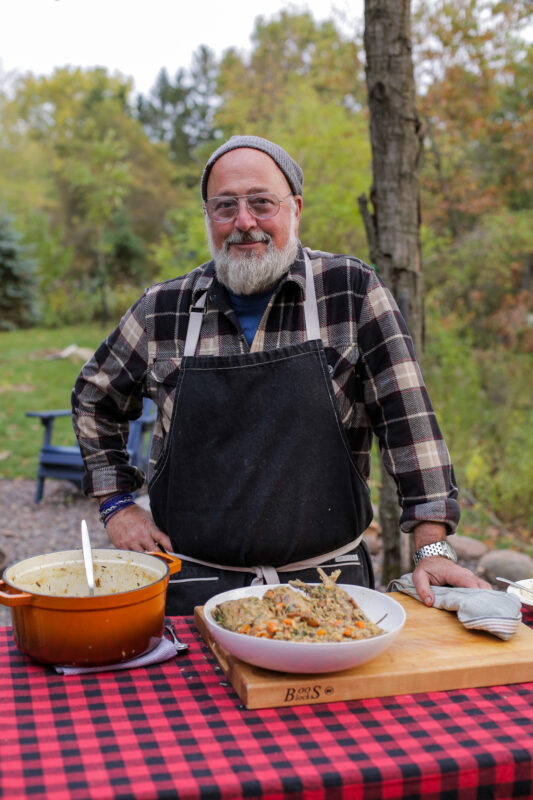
[477,550,533,584]
[448,534,488,562]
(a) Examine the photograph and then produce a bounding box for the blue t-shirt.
[226,288,274,347]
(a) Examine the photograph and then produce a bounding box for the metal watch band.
[413,540,457,566]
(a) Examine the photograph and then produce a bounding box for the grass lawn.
[0,324,108,480]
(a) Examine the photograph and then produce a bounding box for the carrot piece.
[316,629,325,636]
[266,621,279,635]
[238,624,251,635]
[282,618,294,626]
[356,620,365,629]
[343,627,355,637]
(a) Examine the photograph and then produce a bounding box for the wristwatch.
[413,540,458,566]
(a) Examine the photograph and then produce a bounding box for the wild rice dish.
[212,568,384,642]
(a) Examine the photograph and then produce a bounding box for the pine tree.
[0,214,38,330]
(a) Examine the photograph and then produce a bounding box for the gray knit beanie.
[201,135,304,200]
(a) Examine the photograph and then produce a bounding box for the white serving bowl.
[203,584,406,674]
[506,579,533,608]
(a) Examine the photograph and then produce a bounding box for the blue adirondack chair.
[26,398,157,503]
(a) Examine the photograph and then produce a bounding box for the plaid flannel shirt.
[72,243,460,533]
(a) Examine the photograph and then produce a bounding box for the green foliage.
[216,10,364,132]
[0,214,38,330]
[423,209,533,351]
[424,306,533,527]
[0,67,178,325]
[104,211,147,282]
[136,46,218,162]
[150,202,210,282]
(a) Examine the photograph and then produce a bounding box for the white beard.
[206,210,299,296]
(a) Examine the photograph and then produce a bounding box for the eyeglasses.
[204,192,293,222]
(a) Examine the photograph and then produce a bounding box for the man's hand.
[104,503,173,553]
[413,558,490,607]
[412,521,491,606]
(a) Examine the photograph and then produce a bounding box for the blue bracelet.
[99,495,135,525]
[99,493,133,513]
[101,503,135,527]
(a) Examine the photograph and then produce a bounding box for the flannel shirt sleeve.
[358,269,460,533]
[71,293,149,497]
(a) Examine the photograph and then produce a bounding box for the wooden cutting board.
[194,593,533,709]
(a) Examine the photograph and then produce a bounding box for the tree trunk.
[359,0,424,583]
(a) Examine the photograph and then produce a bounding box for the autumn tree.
[413,0,533,240]
[359,0,423,580]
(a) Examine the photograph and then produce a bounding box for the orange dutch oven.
[0,548,181,666]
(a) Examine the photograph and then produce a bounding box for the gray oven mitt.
[387,573,522,640]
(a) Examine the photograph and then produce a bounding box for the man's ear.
[293,195,303,220]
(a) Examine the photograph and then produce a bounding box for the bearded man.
[72,135,488,614]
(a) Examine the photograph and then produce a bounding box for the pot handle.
[0,580,34,607]
[149,551,182,576]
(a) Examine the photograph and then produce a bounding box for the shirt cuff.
[399,498,460,535]
[82,464,145,498]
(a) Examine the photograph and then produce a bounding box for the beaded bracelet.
[99,494,135,526]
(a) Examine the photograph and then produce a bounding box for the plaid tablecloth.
[1,611,533,800]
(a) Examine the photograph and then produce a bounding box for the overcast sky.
[0,0,363,96]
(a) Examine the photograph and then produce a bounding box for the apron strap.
[183,253,321,357]
[183,291,208,357]
[303,252,321,341]
[168,534,364,585]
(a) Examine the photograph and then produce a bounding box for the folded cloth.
[54,637,177,675]
[387,573,522,640]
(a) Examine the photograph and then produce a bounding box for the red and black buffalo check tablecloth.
[1,611,533,800]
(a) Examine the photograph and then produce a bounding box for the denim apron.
[148,254,374,614]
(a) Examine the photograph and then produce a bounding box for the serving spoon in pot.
[81,519,95,596]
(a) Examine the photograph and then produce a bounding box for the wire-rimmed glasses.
[204,192,293,222]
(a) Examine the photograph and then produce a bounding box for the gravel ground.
[0,478,111,627]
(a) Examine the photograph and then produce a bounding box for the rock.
[477,550,533,583]
[448,534,488,562]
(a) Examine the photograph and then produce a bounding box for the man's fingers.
[150,531,174,553]
[412,569,434,606]
[413,559,492,602]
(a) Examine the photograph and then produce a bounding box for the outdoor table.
[1,610,533,800]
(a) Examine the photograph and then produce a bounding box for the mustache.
[223,230,272,249]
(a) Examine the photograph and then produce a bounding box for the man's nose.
[234,198,257,230]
